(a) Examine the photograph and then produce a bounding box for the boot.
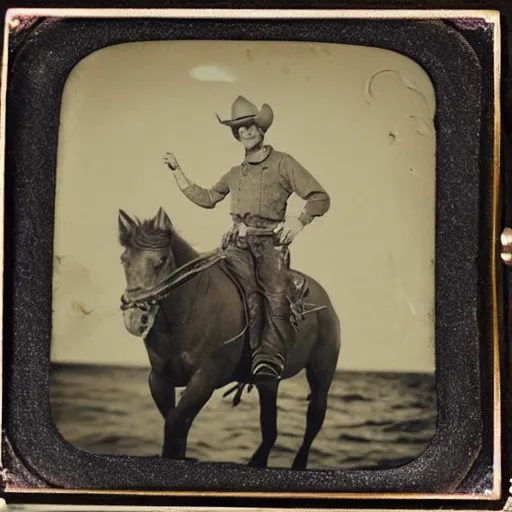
[251,350,285,381]
[251,311,289,382]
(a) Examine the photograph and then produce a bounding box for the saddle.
[219,258,325,333]
[287,270,324,331]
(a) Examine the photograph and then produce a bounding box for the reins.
[120,249,226,312]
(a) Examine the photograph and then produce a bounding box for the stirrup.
[252,362,281,381]
[251,354,284,380]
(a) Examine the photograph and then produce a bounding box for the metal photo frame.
[0,5,508,512]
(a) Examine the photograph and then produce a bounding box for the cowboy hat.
[216,96,274,132]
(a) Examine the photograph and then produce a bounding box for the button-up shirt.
[182,146,330,226]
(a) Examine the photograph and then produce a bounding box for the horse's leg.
[248,380,279,468]
[148,371,176,457]
[162,365,217,459]
[291,364,328,469]
[149,370,175,418]
[292,325,338,470]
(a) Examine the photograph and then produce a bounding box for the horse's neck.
[157,261,215,342]
[165,230,212,315]
[171,231,200,267]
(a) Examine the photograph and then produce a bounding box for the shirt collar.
[243,145,273,165]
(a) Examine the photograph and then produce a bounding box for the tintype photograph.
[49,40,436,470]
[0,6,506,508]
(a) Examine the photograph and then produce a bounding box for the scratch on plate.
[398,279,417,316]
[72,300,93,317]
[409,114,434,139]
[388,130,400,143]
[365,69,433,117]
[406,167,431,186]
[389,254,417,317]
[54,254,67,268]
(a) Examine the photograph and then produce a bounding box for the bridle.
[120,248,226,313]
[120,246,248,347]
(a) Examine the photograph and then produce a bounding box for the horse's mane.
[120,218,199,266]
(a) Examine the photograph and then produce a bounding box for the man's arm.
[164,153,229,209]
[281,153,330,225]
[273,153,330,245]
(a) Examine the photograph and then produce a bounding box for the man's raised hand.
[163,152,180,171]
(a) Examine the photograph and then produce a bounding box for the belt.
[242,226,276,236]
[229,224,290,251]
[234,223,278,237]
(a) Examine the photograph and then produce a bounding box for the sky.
[50,40,436,372]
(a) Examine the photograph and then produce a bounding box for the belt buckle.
[238,223,248,238]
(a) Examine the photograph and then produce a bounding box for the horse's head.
[118,207,177,300]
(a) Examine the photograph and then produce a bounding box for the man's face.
[238,124,264,150]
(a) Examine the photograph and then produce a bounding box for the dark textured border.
[2,14,497,497]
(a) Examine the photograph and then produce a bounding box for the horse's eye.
[154,256,167,268]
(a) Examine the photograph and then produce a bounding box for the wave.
[50,365,437,470]
[383,419,434,433]
[338,394,373,402]
[339,434,372,444]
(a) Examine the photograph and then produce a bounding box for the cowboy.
[164,96,330,381]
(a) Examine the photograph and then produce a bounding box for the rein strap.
[121,249,226,310]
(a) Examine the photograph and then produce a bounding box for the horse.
[118,207,341,469]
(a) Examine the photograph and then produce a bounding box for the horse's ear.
[153,207,173,231]
[118,209,136,244]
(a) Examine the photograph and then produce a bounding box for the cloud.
[189,65,237,82]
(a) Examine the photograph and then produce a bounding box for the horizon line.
[50,360,435,375]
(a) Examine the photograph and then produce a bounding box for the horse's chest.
[171,351,195,379]
[145,333,195,386]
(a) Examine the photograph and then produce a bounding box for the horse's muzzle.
[122,299,160,338]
